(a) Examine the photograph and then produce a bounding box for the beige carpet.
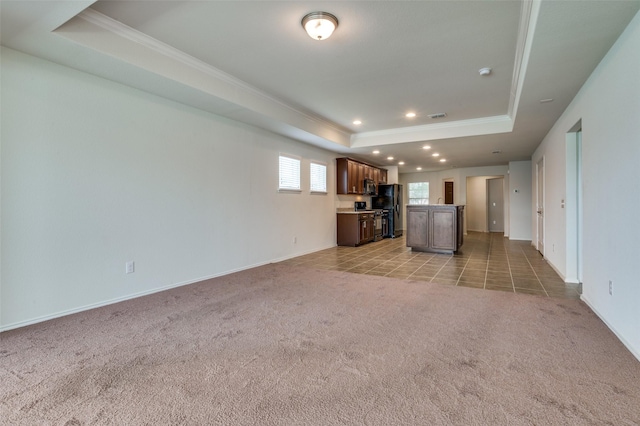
[1,264,639,425]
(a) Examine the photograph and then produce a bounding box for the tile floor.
[280,232,581,299]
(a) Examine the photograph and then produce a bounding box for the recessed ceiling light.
[479,67,492,76]
[405,112,416,118]
[422,145,431,150]
[432,153,440,157]
[416,167,422,171]
[540,98,554,103]
[372,150,380,154]
[353,120,362,125]
[439,159,446,163]
[398,161,405,165]
[387,156,394,160]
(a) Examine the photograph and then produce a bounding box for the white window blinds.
[310,162,327,193]
[279,154,301,191]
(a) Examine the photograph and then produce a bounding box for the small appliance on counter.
[354,201,367,211]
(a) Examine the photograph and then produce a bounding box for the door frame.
[487,177,504,232]
[565,123,583,284]
[536,157,545,255]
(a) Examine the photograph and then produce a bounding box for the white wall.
[385,166,399,184]
[531,12,640,359]
[508,161,532,241]
[0,48,339,330]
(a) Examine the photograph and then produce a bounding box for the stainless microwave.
[364,179,377,195]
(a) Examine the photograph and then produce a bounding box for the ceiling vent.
[428,112,447,119]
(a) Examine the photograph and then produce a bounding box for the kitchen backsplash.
[335,194,369,210]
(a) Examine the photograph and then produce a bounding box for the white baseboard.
[544,259,567,281]
[580,295,640,363]
[0,244,336,333]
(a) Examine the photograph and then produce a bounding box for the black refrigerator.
[371,184,403,238]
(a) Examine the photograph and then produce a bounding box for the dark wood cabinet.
[362,213,375,242]
[406,205,464,253]
[372,168,380,185]
[348,160,361,194]
[337,158,362,194]
[336,158,387,195]
[337,213,374,246]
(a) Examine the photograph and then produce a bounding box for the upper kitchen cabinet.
[379,169,387,184]
[336,158,387,195]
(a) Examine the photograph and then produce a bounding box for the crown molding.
[508,0,539,120]
[350,115,513,148]
[71,9,352,140]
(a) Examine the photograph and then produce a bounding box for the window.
[279,154,301,191]
[408,182,429,204]
[310,161,327,193]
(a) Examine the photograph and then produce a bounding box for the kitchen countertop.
[336,209,375,214]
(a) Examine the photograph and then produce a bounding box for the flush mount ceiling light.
[302,12,338,40]
[479,67,492,76]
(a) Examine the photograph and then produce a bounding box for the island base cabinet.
[406,205,464,254]
[406,210,429,247]
[431,210,456,250]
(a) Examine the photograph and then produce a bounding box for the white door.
[536,158,545,255]
[488,178,504,232]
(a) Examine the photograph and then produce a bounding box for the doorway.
[488,178,504,232]
[536,157,545,255]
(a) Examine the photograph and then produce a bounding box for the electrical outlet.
[125,261,135,274]
[609,280,613,295]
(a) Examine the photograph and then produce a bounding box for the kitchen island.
[406,204,464,254]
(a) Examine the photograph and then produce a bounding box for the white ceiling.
[2,1,639,172]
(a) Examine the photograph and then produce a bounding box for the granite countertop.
[406,204,464,207]
[336,209,375,214]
